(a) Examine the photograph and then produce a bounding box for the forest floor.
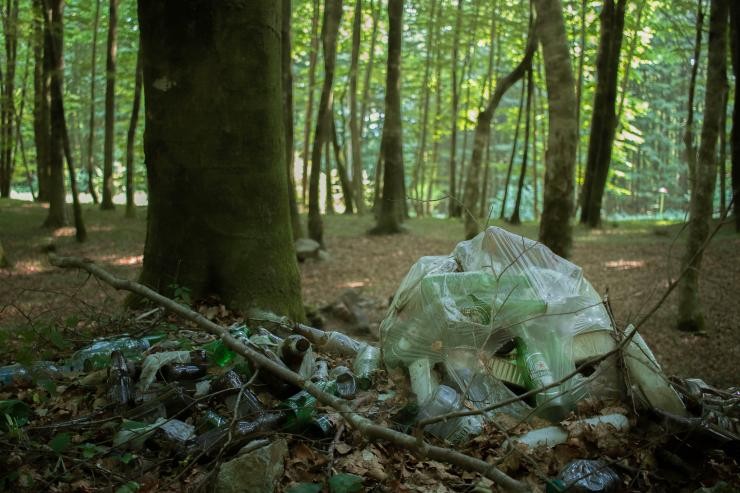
[1,198,738,387]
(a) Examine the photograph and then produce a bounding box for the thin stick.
[48,254,530,493]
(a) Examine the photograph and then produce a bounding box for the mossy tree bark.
[100,0,118,210]
[463,28,536,239]
[124,46,142,219]
[32,0,51,203]
[677,0,728,332]
[534,0,578,258]
[370,0,405,235]
[282,0,302,239]
[729,1,739,231]
[42,0,66,229]
[136,1,304,321]
[579,0,626,228]
[308,0,342,248]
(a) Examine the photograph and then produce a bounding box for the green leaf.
[329,473,363,493]
[49,432,72,454]
[0,400,31,431]
[79,442,107,459]
[115,481,140,493]
[119,452,135,464]
[286,483,322,493]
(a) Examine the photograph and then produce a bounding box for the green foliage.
[48,432,72,454]
[329,473,364,493]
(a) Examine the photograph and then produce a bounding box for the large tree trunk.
[510,66,534,225]
[308,0,343,247]
[348,0,365,214]
[85,0,101,204]
[42,0,67,229]
[579,0,627,227]
[0,0,19,198]
[136,1,304,319]
[370,0,404,234]
[448,0,464,218]
[33,0,51,202]
[677,0,728,332]
[125,46,142,219]
[301,0,320,206]
[283,0,302,239]
[463,28,536,239]
[729,1,739,231]
[534,0,578,258]
[101,0,118,210]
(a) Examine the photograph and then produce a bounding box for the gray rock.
[216,438,288,493]
[295,238,321,262]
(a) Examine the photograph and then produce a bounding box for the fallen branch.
[48,254,530,493]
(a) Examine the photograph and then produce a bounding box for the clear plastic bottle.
[353,345,381,390]
[416,385,484,444]
[323,331,366,357]
[67,336,152,372]
[0,361,61,389]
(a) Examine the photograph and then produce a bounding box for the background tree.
[32,0,50,202]
[0,0,20,198]
[370,0,405,234]
[283,0,303,239]
[534,0,578,258]
[84,0,101,204]
[100,0,118,210]
[677,0,728,332]
[579,0,627,227]
[308,0,343,248]
[730,1,739,231]
[349,0,365,214]
[124,46,141,219]
[136,0,303,319]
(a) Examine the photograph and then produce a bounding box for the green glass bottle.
[281,380,336,430]
[203,325,251,367]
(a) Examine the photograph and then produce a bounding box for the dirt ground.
[1,199,739,387]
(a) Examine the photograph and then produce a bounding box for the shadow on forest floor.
[1,198,738,386]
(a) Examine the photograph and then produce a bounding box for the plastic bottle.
[0,361,61,389]
[202,325,251,367]
[67,337,152,372]
[353,345,381,390]
[107,350,133,406]
[279,334,311,372]
[323,331,367,357]
[329,366,357,399]
[416,385,484,444]
[408,358,437,404]
[281,380,336,430]
[312,360,329,382]
[515,333,568,421]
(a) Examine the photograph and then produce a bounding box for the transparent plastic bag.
[380,227,614,422]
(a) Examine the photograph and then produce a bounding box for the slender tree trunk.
[510,67,534,225]
[101,0,118,209]
[579,0,627,227]
[0,0,19,198]
[85,0,101,204]
[448,0,464,217]
[615,0,646,125]
[534,0,578,258]
[136,1,304,319]
[302,0,320,206]
[325,139,334,214]
[457,0,481,208]
[283,0,302,239]
[15,42,34,200]
[719,88,727,217]
[463,28,536,239]
[428,42,443,216]
[359,0,380,141]
[42,0,66,229]
[575,0,586,195]
[33,0,51,202]
[370,0,404,234]
[125,46,142,219]
[685,0,704,190]
[532,58,540,217]
[677,0,728,332]
[500,80,526,219]
[479,5,496,219]
[332,117,354,214]
[411,0,438,215]
[349,0,365,214]
[729,1,739,231]
[308,0,343,247]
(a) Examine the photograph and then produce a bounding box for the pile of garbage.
[1,227,737,492]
